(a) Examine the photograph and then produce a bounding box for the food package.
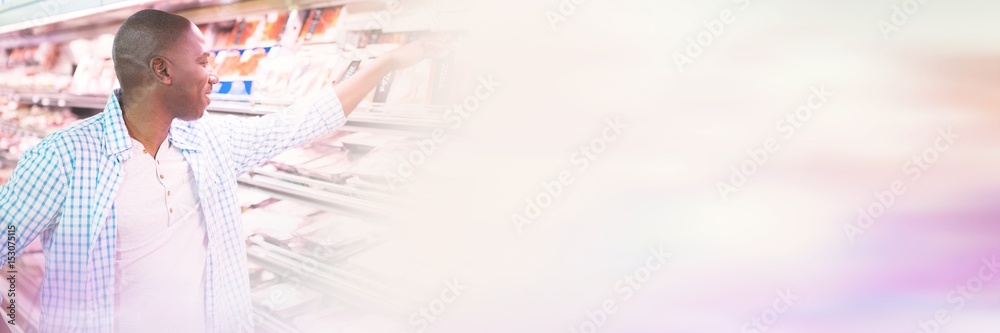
[376,31,418,44]
[242,208,308,246]
[294,149,355,181]
[69,58,104,95]
[293,213,381,258]
[211,22,235,50]
[251,283,322,319]
[428,53,458,105]
[212,48,270,95]
[237,188,273,211]
[247,261,265,282]
[259,199,323,218]
[348,141,414,182]
[249,12,289,46]
[269,144,341,173]
[227,18,261,47]
[383,59,433,104]
[250,46,295,101]
[336,59,363,83]
[213,50,243,78]
[237,48,268,77]
[297,7,344,44]
[284,48,344,100]
[339,132,407,154]
[328,53,359,85]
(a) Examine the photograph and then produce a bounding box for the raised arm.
[337,36,450,116]
[215,37,450,176]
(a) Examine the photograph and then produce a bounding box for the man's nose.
[208,64,220,84]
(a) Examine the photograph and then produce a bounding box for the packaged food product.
[243,209,308,246]
[284,47,344,99]
[250,46,295,101]
[297,7,344,44]
[237,47,268,77]
[213,50,243,78]
[260,199,323,218]
[339,132,407,153]
[429,53,458,104]
[229,18,261,47]
[337,59,363,83]
[384,59,433,104]
[328,53,359,85]
[348,141,414,182]
[294,213,380,255]
[269,145,339,172]
[294,148,354,181]
[251,12,289,46]
[251,283,322,319]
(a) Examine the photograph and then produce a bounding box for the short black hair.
[112,9,194,89]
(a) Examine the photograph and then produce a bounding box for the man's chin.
[178,110,206,121]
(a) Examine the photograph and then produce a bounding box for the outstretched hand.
[385,35,455,70]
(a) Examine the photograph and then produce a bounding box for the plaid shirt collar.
[100,89,201,156]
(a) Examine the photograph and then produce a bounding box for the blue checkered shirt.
[0,88,346,332]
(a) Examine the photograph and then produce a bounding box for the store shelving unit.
[0,120,46,139]
[237,172,395,218]
[2,89,446,136]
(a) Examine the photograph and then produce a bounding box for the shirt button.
[160,174,165,179]
[167,191,171,196]
[169,208,173,214]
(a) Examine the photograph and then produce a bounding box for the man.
[0,9,443,333]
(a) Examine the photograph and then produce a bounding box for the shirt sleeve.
[0,137,69,267]
[207,87,348,176]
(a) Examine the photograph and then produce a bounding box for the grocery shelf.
[5,91,107,110]
[252,307,304,333]
[247,238,412,317]
[0,121,46,138]
[207,99,447,130]
[237,173,394,219]
[4,90,444,137]
[249,169,399,204]
[205,100,275,116]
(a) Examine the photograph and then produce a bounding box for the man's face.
[162,24,218,121]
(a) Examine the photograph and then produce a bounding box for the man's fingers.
[421,36,456,59]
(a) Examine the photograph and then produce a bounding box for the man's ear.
[151,57,172,85]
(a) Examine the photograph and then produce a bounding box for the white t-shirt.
[114,136,208,332]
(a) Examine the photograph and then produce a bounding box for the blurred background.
[1,0,999,332]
